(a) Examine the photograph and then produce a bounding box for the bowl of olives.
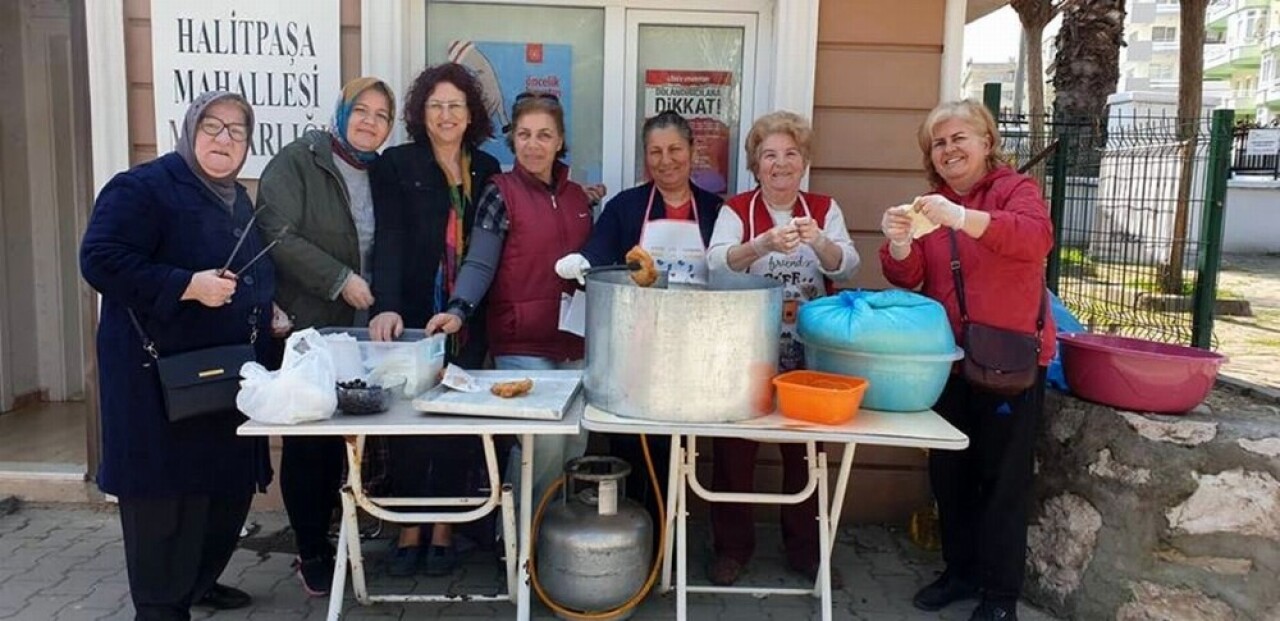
[335,378,404,415]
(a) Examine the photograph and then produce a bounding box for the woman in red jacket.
[426,92,602,501]
[879,100,1054,621]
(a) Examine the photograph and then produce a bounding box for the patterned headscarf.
[175,91,254,209]
[330,77,397,166]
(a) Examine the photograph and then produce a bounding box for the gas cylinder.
[536,456,653,619]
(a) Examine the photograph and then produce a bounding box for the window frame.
[363,0,816,198]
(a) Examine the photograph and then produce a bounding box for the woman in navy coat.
[80,91,275,620]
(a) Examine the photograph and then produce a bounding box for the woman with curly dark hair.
[368,62,501,576]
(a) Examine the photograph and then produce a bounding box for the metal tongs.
[216,211,288,278]
[583,261,641,275]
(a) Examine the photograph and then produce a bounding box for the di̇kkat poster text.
[448,40,574,168]
[643,70,734,194]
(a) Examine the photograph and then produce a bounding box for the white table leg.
[340,482,369,605]
[828,443,856,542]
[660,433,681,593]
[517,432,534,621]
[815,447,833,621]
[501,483,518,601]
[677,434,694,621]
[327,492,351,621]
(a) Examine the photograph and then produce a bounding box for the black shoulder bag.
[128,309,258,422]
[948,230,1045,396]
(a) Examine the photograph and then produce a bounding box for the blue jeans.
[494,356,587,506]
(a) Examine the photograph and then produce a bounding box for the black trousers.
[930,370,1045,604]
[118,492,253,621]
[280,435,344,560]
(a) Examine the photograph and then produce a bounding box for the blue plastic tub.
[803,342,964,412]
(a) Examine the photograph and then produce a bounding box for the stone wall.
[1024,385,1280,620]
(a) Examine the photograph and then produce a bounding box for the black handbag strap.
[947,229,1046,350]
[127,307,260,361]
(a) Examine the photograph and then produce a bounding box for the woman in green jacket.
[255,77,396,596]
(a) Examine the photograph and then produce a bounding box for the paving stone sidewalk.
[0,503,1059,621]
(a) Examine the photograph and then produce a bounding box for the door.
[623,10,761,195]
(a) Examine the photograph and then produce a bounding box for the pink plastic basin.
[1058,333,1227,414]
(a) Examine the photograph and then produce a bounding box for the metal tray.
[411,370,583,421]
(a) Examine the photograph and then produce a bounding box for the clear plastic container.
[318,328,445,399]
[803,342,963,412]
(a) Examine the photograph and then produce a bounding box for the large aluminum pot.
[585,270,781,423]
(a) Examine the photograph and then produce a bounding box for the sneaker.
[707,556,744,586]
[387,545,421,577]
[913,570,979,612]
[970,600,1019,621]
[423,544,459,577]
[294,555,334,596]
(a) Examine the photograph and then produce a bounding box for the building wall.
[808,0,943,524]
[0,0,40,410]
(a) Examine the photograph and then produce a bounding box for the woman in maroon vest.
[426,92,600,499]
[705,110,860,589]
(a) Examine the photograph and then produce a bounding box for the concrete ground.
[1215,252,1280,391]
[0,503,1059,621]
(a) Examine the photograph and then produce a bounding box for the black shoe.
[294,555,334,596]
[912,571,979,611]
[423,544,459,577]
[970,600,1019,621]
[194,583,251,610]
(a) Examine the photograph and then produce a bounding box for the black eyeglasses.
[198,117,250,143]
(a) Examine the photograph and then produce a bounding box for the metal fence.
[993,108,1234,349]
[1230,126,1280,179]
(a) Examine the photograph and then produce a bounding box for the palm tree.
[1010,0,1066,179]
[1050,0,1127,123]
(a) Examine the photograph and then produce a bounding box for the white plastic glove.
[748,223,800,256]
[915,195,967,230]
[880,207,913,247]
[792,216,825,247]
[555,253,591,285]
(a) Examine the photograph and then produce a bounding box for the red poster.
[643,70,735,194]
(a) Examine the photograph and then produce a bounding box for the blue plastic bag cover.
[1047,290,1084,392]
[796,289,956,355]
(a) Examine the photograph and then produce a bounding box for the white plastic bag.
[236,328,337,425]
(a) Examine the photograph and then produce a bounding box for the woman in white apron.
[554,110,723,526]
[705,110,860,588]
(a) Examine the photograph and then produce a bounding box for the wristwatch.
[448,299,476,320]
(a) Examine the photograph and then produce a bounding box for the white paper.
[559,290,586,337]
[441,363,484,393]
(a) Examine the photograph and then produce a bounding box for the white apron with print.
[744,191,826,372]
[638,185,708,286]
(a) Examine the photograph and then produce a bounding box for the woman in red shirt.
[879,100,1054,621]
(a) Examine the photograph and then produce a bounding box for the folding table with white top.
[237,370,584,621]
[581,405,969,621]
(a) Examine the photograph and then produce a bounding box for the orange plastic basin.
[772,371,869,425]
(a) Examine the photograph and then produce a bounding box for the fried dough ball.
[625,245,659,288]
[490,378,534,398]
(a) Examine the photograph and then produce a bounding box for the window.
[424,3,607,185]
[1151,26,1177,43]
[1150,64,1175,80]
[1156,0,1178,5]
